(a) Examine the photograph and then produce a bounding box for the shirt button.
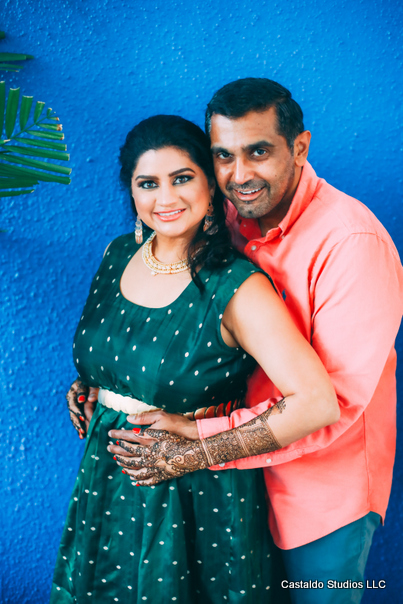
[266,459,272,464]
[251,245,257,251]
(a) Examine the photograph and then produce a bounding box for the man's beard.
[226,179,271,219]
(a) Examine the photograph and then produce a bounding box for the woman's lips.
[154,209,186,222]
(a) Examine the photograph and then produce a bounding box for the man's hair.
[205,77,304,149]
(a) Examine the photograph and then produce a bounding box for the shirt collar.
[237,161,319,242]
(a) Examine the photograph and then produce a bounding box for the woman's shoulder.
[94,232,140,277]
[105,232,139,256]
[205,255,275,312]
[215,254,271,284]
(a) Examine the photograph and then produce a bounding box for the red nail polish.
[132,428,141,434]
[122,469,126,474]
[78,395,86,403]
[116,440,120,445]
[113,456,117,460]
[79,428,84,433]
[79,416,85,421]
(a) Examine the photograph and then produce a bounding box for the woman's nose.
[157,184,179,206]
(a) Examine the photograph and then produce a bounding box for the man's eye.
[252,149,267,157]
[174,175,191,184]
[139,181,156,189]
[216,152,231,160]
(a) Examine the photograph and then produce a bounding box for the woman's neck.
[152,232,194,264]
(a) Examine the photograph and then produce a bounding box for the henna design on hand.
[66,379,88,438]
[116,429,209,483]
[120,400,285,486]
[201,398,285,467]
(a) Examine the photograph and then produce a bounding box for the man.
[70,78,403,602]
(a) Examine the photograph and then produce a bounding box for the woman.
[52,115,338,603]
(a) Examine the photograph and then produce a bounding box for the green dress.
[51,233,273,604]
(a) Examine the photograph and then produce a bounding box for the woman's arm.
[219,272,339,447]
[110,272,339,483]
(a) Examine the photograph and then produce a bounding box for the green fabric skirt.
[51,404,273,603]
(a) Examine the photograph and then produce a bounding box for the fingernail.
[116,440,120,445]
[78,395,86,403]
[113,456,117,460]
[122,469,126,474]
[136,483,140,487]
[107,446,111,452]
[132,428,141,434]
[79,415,85,421]
[79,428,84,434]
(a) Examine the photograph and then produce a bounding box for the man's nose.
[233,158,254,184]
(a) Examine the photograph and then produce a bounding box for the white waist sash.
[97,388,160,415]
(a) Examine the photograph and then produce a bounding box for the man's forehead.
[209,108,280,149]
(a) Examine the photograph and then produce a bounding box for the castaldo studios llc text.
[281,580,386,590]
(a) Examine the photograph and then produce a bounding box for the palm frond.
[0,82,71,197]
[0,32,34,72]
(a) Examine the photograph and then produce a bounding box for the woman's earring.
[203,199,214,232]
[135,216,143,244]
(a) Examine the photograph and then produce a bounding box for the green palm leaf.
[0,83,71,198]
[0,32,34,72]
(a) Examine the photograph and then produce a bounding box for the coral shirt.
[197,162,403,550]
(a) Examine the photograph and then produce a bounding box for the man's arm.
[197,233,403,470]
[111,234,402,481]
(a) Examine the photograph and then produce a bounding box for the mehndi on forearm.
[200,398,285,466]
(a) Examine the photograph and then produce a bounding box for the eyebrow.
[135,167,196,180]
[211,140,275,154]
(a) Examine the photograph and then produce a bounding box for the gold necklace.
[142,232,190,276]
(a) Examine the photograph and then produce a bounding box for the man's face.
[210,107,303,230]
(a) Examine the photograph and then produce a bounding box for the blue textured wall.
[1,0,402,601]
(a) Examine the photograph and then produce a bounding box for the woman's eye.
[174,175,192,184]
[139,181,156,189]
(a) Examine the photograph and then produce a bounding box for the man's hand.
[107,410,205,485]
[109,428,209,485]
[66,379,99,439]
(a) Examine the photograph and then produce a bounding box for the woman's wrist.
[200,399,285,466]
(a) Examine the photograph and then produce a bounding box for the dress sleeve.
[211,258,275,317]
[197,233,403,469]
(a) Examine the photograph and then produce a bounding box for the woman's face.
[131,146,215,242]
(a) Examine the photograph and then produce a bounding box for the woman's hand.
[107,410,202,484]
[109,429,209,485]
[66,379,99,439]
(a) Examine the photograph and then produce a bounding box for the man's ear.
[293,131,311,167]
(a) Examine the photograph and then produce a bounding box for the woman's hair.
[119,114,236,292]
